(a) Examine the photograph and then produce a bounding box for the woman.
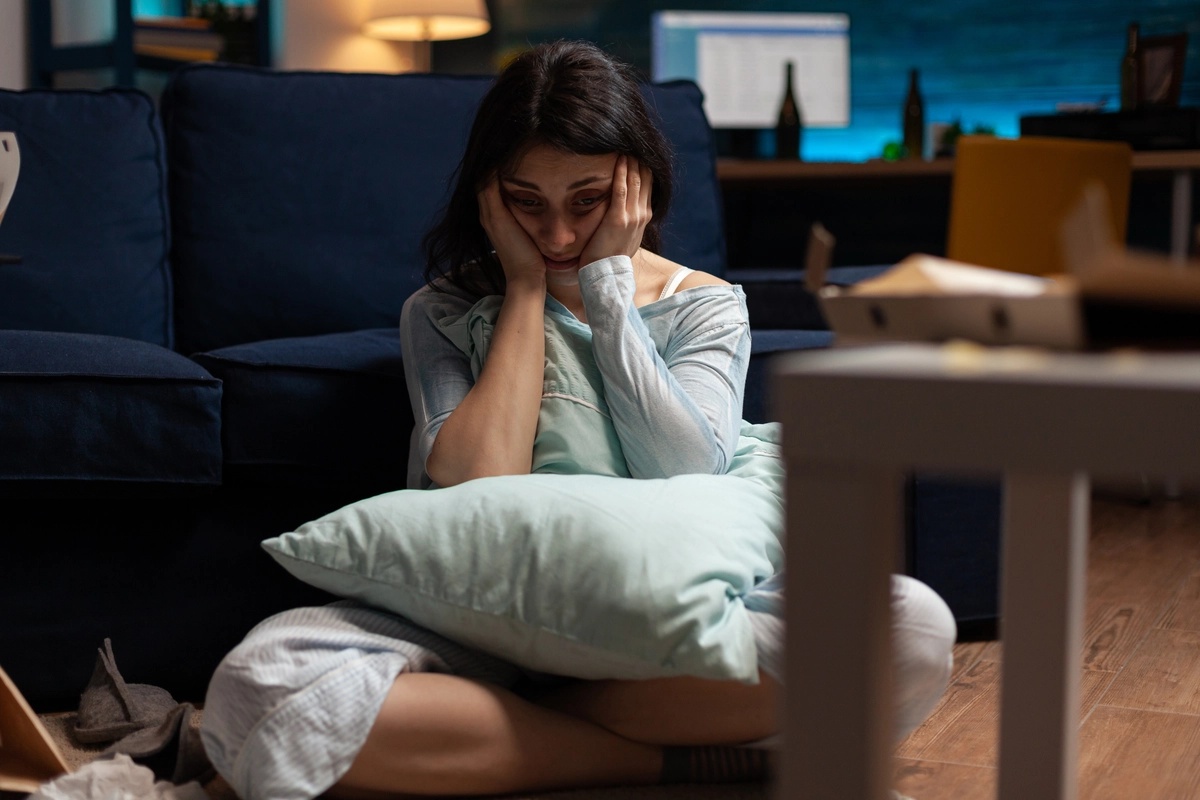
[201,41,956,800]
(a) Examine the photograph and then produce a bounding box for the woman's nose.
[540,214,575,251]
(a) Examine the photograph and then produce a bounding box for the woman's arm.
[580,257,749,478]
[403,182,547,488]
[424,282,544,486]
[576,157,747,477]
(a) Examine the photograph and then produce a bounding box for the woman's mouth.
[543,255,582,287]
[543,256,580,271]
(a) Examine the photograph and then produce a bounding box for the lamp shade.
[364,0,490,41]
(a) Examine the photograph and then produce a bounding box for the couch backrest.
[646,80,727,279]
[162,65,725,354]
[0,88,173,347]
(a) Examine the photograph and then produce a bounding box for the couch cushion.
[643,80,726,277]
[0,89,172,347]
[910,474,1003,637]
[191,328,411,489]
[0,331,221,490]
[731,265,893,329]
[162,65,725,354]
[745,329,835,424]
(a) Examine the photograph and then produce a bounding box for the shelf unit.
[26,0,271,89]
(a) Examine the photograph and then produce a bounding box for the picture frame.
[1138,33,1188,108]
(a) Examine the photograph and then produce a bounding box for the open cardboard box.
[0,666,70,794]
[817,187,1200,350]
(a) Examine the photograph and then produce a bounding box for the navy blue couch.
[0,65,998,712]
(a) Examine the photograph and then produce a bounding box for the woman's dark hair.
[422,40,675,298]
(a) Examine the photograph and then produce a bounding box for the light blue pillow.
[262,422,785,682]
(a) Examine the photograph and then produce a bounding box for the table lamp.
[363,0,490,72]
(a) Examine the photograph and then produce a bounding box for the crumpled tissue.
[29,755,208,800]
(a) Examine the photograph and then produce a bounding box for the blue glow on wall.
[133,0,175,14]
[133,0,257,15]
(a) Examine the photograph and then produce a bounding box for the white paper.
[0,131,19,225]
[29,755,207,800]
[916,259,1053,296]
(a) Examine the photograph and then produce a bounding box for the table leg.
[997,471,1089,800]
[1170,169,1193,263]
[777,463,903,800]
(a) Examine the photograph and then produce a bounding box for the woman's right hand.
[478,179,545,288]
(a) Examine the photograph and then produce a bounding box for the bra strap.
[657,267,695,301]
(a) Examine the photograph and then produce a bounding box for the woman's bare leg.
[533,670,781,746]
[328,672,662,798]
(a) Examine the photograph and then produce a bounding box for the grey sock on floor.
[660,746,770,784]
[73,639,177,745]
[105,702,213,785]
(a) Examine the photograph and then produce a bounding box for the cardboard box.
[0,666,70,794]
[820,249,1200,351]
[816,180,1200,350]
[820,254,1086,348]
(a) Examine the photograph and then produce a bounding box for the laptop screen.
[651,11,851,129]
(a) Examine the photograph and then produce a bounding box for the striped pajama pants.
[200,574,955,800]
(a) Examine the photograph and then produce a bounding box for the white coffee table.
[770,342,1200,800]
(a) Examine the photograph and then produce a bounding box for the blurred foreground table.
[771,342,1200,800]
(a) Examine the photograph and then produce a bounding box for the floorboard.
[893,494,1200,797]
[1100,628,1200,715]
[1076,706,1200,800]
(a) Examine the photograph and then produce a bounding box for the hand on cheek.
[478,179,545,286]
[580,155,653,268]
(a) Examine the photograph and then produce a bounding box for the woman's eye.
[574,193,607,210]
[508,196,542,210]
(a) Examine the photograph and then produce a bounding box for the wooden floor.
[893,492,1200,799]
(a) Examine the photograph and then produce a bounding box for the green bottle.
[775,61,802,160]
[903,68,925,160]
[1120,23,1140,111]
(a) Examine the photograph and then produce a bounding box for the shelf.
[27,0,271,88]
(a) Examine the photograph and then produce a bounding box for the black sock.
[660,745,770,784]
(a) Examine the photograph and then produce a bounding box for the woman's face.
[500,143,618,286]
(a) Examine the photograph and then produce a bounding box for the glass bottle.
[1120,23,1140,111]
[775,61,802,160]
[903,68,925,160]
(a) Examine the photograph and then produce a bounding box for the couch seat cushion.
[0,331,221,490]
[191,328,411,489]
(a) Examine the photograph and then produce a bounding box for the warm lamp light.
[364,0,490,72]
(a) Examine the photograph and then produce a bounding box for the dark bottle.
[903,68,925,160]
[1120,23,1140,110]
[775,61,802,160]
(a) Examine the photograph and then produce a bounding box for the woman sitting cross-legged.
[199,40,957,800]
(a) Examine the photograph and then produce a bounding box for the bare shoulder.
[633,250,731,306]
[678,269,730,289]
[641,250,730,288]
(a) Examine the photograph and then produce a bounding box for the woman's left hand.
[579,155,653,267]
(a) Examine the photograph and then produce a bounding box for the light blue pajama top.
[398,255,752,488]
